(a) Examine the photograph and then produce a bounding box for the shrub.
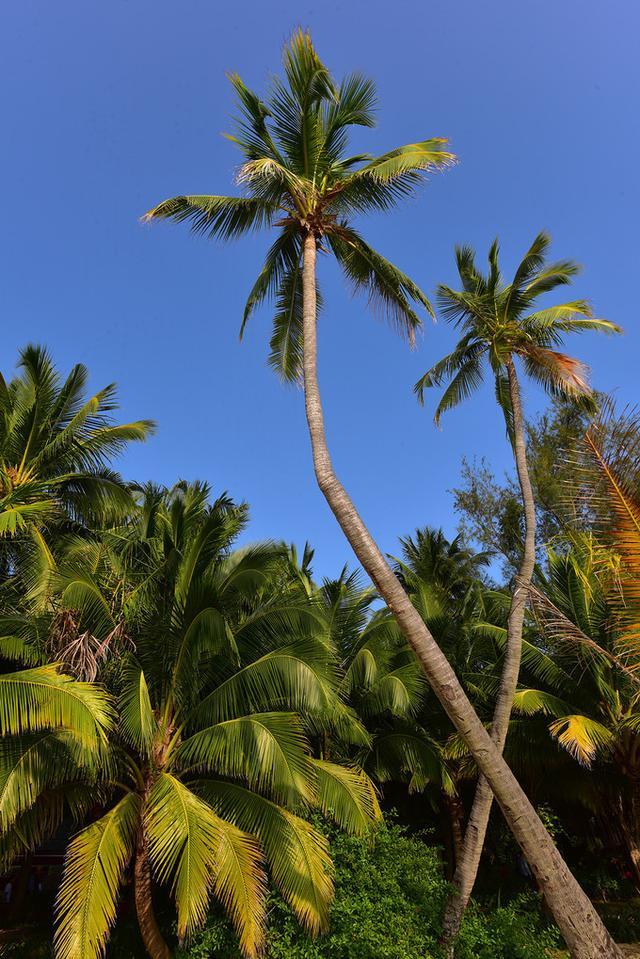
[178,822,559,959]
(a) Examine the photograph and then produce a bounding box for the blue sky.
[2,0,638,578]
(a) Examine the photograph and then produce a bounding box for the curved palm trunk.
[301,230,621,959]
[440,357,537,952]
[134,830,171,959]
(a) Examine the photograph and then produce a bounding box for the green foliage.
[415,233,619,431]
[144,30,454,381]
[177,822,559,959]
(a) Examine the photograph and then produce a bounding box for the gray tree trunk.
[440,356,538,952]
[301,229,621,959]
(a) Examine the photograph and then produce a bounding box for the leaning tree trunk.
[300,229,621,959]
[134,830,172,959]
[440,356,537,952]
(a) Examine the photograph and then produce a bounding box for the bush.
[178,822,559,959]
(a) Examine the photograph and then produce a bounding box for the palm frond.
[201,780,333,935]
[0,665,112,745]
[142,195,277,241]
[54,792,140,959]
[312,760,380,835]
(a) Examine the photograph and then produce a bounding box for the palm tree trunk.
[445,794,466,875]
[134,830,171,959]
[618,787,640,890]
[440,356,537,952]
[300,229,621,959]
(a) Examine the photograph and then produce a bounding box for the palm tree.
[414,234,620,949]
[523,405,640,887]
[526,540,640,887]
[0,662,113,870]
[1,483,379,959]
[0,345,154,585]
[143,33,621,956]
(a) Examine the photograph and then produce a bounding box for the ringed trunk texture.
[300,230,621,959]
[134,830,172,959]
[440,357,538,951]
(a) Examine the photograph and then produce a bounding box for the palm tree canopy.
[0,345,155,537]
[414,233,621,427]
[143,30,455,381]
[1,482,380,959]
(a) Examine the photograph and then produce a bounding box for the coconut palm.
[524,405,640,886]
[143,33,621,956]
[0,345,154,596]
[414,234,620,948]
[0,482,379,959]
[523,541,640,885]
[0,662,113,868]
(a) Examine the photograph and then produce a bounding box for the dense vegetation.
[1,28,637,959]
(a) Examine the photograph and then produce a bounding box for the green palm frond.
[202,780,334,935]
[142,195,277,240]
[176,712,315,805]
[119,667,157,758]
[0,665,112,744]
[145,774,265,949]
[0,730,102,832]
[368,729,446,792]
[190,638,335,726]
[511,688,571,717]
[361,662,426,717]
[353,138,455,183]
[312,760,380,834]
[432,354,484,425]
[267,260,305,383]
[240,229,300,339]
[54,792,141,959]
[328,227,431,341]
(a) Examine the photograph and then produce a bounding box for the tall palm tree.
[414,234,620,950]
[0,483,379,959]
[143,34,621,956]
[415,235,619,945]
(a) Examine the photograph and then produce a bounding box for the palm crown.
[414,232,620,428]
[143,30,454,380]
[3,483,380,959]
[0,345,154,537]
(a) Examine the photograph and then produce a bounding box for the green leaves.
[354,138,455,183]
[55,792,141,959]
[142,195,277,241]
[313,760,380,834]
[0,665,112,745]
[177,712,316,805]
[204,780,334,935]
[119,667,156,757]
[145,774,266,950]
[416,233,621,422]
[328,227,431,343]
[144,31,451,378]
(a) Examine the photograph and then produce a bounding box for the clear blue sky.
[2,0,638,578]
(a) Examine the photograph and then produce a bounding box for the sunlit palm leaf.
[54,792,140,959]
